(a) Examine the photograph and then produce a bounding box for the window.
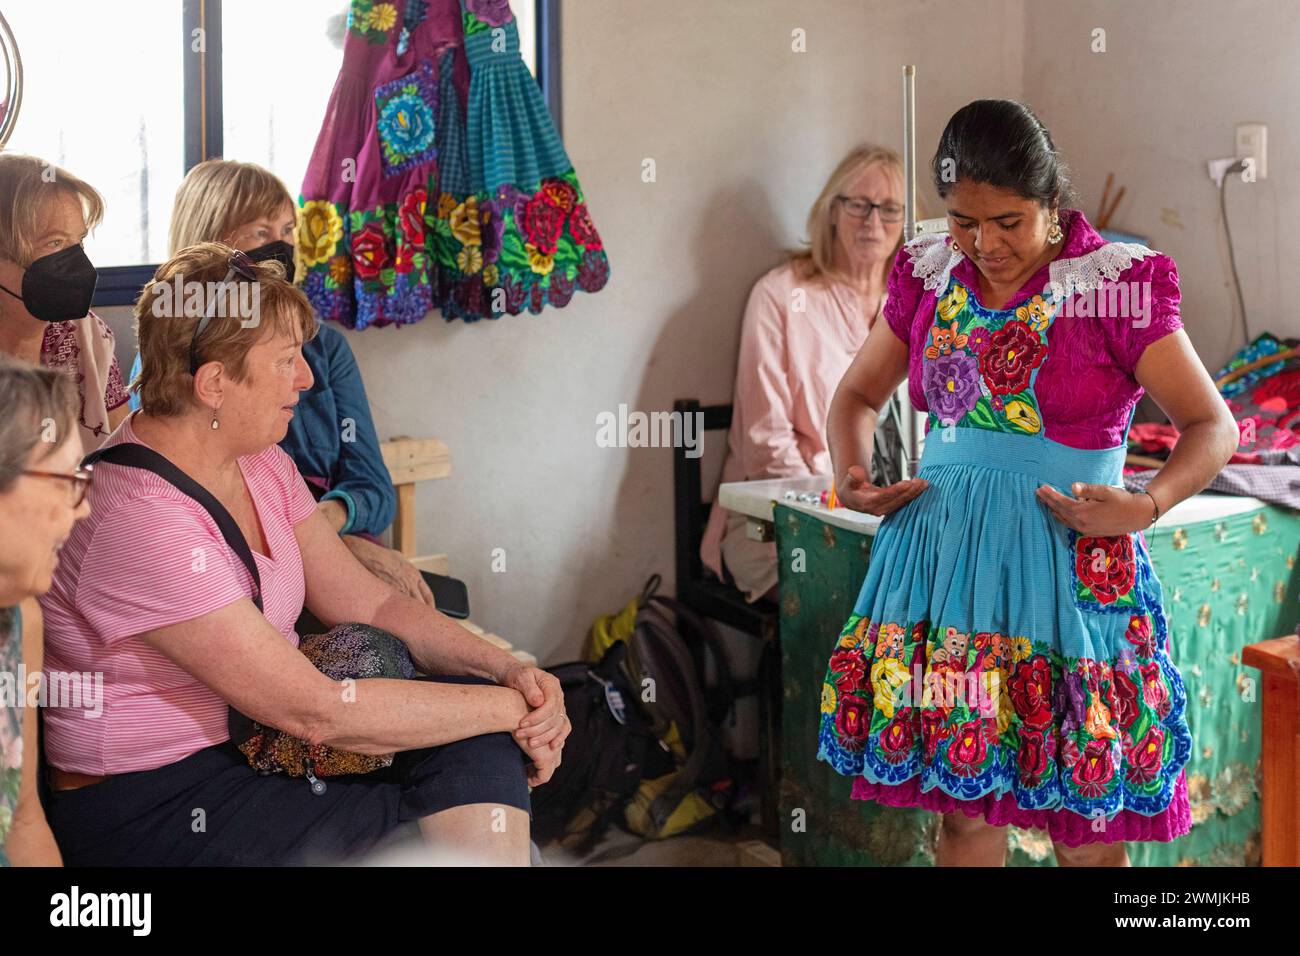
[3,0,560,306]
[4,1,185,268]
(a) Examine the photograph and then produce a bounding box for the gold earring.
[1047,213,1063,245]
[950,238,963,260]
[211,408,220,430]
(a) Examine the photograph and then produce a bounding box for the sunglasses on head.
[188,249,260,377]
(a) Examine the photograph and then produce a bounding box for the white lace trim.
[906,233,961,293]
[905,233,1160,302]
[1046,241,1159,299]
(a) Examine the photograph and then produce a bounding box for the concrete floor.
[540,823,780,867]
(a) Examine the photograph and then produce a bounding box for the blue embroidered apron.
[816,274,1192,825]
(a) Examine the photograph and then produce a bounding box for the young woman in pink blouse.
[816,100,1238,866]
[701,145,906,602]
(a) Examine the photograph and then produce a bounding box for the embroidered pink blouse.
[40,312,130,451]
[885,208,1184,450]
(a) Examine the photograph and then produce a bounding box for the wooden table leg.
[1243,635,1300,866]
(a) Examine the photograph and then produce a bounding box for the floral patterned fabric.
[817,254,1194,845]
[886,210,1185,450]
[298,0,609,329]
[0,606,22,867]
[40,313,129,452]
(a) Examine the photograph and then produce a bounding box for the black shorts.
[47,676,532,866]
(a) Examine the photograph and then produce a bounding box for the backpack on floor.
[530,575,737,852]
[529,643,662,854]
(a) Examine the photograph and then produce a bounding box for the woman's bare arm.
[1130,330,1239,512]
[826,319,928,514]
[4,598,63,866]
[294,509,519,682]
[137,598,528,755]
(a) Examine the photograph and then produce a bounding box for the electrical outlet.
[1235,123,1267,180]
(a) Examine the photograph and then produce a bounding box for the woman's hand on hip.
[1036,482,1155,535]
[837,465,928,516]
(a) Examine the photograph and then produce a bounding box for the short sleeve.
[264,445,321,526]
[883,248,924,348]
[92,313,130,411]
[1105,253,1184,377]
[75,497,247,645]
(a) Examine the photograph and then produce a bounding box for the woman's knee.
[940,810,1003,839]
[1053,839,1128,867]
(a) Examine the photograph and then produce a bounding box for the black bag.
[530,576,737,852]
[529,643,660,853]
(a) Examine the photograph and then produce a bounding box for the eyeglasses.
[836,196,904,223]
[23,463,94,508]
[188,249,259,376]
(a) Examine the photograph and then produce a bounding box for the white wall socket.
[1235,123,1267,181]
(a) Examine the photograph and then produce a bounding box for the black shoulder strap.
[83,443,264,613]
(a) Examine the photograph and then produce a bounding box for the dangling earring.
[1047,211,1063,245]
[211,408,220,430]
[949,237,963,260]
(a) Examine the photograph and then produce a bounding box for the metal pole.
[900,65,921,478]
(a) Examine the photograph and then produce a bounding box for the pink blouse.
[885,208,1184,450]
[38,414,318,774]
[701,260,883,579]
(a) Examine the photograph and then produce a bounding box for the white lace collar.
[905,232,1159,301]
[1045,242,1158,299]
[905,233,960,293]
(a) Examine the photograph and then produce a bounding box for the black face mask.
[245,240,296,284]
[0,244,98,322]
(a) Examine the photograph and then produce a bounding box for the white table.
[718,475,1268,539]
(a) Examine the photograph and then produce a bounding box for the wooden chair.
[378,435,535,666]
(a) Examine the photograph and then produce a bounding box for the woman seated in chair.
[0,357,92,866]
[39,243,568,866]
[700,145,906,602]
[129,159,433,605]
[0,154,129,452]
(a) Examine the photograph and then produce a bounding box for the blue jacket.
[127,322,396,537]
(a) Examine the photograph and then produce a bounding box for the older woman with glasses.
[38,243,568,866]
[701,144,907,603]
[0,356,93,866]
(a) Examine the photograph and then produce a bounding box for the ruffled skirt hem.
[849,769,1191,847]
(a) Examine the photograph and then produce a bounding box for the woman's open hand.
[1036,482,1156,535]
[836,464,928,516]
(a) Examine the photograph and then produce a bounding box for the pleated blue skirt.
[816,427,1193,838]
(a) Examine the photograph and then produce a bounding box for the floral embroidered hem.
[298,0,609,329]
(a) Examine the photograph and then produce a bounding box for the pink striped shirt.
[38,413,318,774]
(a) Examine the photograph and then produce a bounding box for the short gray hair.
[0,356,79,639]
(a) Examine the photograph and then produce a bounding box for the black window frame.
[93,0,561,307]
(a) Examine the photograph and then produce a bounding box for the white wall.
[1024,0,1298,373]
[99,0,1291,663]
